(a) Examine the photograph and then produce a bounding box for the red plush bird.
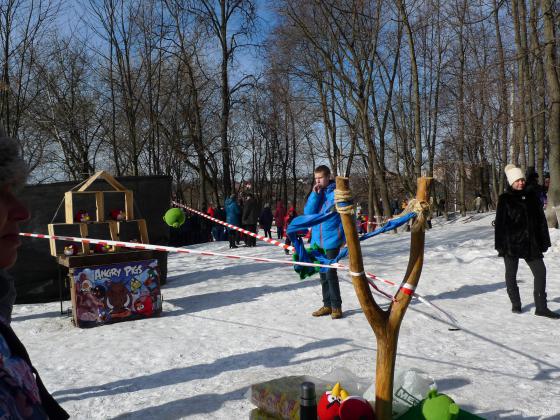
[75,210,90,222]
[94,243,111,253]
[318,383,375,420]
[109,209,125,221]
[63,244,80,256]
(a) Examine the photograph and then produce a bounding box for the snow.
[12,212,560,419]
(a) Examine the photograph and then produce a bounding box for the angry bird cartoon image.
[133,295,154,317]
[105,281,132,318]
[130,277,142,294]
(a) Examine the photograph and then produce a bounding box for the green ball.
[163,208,186,228]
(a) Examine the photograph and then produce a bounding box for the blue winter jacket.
[225,197,241,227]
[304,181,344,250]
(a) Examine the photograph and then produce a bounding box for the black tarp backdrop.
[10,175,172,303]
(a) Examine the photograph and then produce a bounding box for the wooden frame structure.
[48,171,148,257]
[336,176,431,420]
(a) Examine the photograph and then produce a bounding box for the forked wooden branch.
[335,176,431,420]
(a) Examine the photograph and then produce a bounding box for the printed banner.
[72,259,162,327]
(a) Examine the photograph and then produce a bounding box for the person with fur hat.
[495,164,560,319]
[0,128,69,418]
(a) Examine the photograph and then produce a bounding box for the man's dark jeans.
[320,248,342,308]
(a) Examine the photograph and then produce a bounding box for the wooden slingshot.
[335,176,432,420]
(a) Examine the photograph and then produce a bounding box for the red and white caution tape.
[19,232,337,271]
[172,201,295,251]
[21,231,459,328]
[399,282,416,296]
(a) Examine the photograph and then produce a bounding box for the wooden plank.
[96,191,105,222]
[79,223,90,254]
[56,250,157,268]
[138,219,149,244]
[69,268,78,326]
[64,191,74,224]
[124,191,134,220]
[77,171,105,192]
[108,221,119,251]
[99,172,128,191]
[48,224,57,257]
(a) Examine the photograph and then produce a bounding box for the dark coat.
[242,197,259,225]
[259,207,273,229]
[495,188,550,259]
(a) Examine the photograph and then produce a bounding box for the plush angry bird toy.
[163,208,186,228]
[109,209,125,221]
[94,243,111,253]
[318,383,375,420]
[421,390,460,420]
[75,210,90,222]
[63,244,80,256]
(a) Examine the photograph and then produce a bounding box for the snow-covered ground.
[12,212,560,419]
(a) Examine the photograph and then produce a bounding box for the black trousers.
[504,255,546,296]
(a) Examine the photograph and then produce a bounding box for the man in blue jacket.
[305,165,345,319]
[225,194,241,249]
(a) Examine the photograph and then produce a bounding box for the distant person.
[225,194,241,249]
[438,198,445,216]
[259,203,273,239]
[495,164,560,318]
[474,193,484,213]
[283,202,298,254]
[215,205,227,241]
[0,128,69,418]
[274,201,286,239]
[391,198,400,215]
[305,165,345,319]
[542,173,550,209]
[242,193,259,247]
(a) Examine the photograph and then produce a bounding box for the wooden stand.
[336,176,431,420]
[48,171,161,327]
[48,171,149,256]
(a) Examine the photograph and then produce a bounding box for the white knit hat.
[0,126,28,189]
[504,164,525,186]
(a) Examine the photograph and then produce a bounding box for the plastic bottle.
[300,381,317,420]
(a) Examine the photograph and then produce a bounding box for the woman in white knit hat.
[494,164,560,319]
[0,128,69,418]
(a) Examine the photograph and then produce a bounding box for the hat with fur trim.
[504,164,525,186]
[0,126,28,189]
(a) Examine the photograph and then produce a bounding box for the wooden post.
[96,191,105,222]
[64,192,74,224]
[336,176,431,420]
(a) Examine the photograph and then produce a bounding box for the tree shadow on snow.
[164,262,282,289]
[412,281,504,302]
[460,406,554,419]
[52,337,355,403]
[405,307,560,383]
[111,387,247,419]
[163,280,314,315]
[434,376,470,392]
[11,310,66,322]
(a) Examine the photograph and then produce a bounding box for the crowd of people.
[170,194,302,250]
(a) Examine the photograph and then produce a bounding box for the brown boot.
[331,308,343,319]
[312,306,332,317]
